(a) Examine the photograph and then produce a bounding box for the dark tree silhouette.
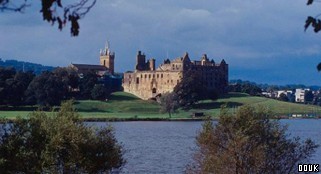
[0,0,30,12]
[174,70,205,110]
[304,0,321,71]
[305,0,321,33]
[0,0,96,36]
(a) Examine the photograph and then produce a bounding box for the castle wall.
[123,52,228,100]
[123,71,182,100]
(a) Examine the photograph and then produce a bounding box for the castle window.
[141,74,143,78]
[149,74,151,78]
[136,77,139,84]
[157,74,159,78]
[161,74,163,78]
[145,74,147,78]
[153,74,155,78]
[171,80,173,84]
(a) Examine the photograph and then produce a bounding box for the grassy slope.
[195,93,321,117]
[1,92,321,119]
[75,92,321,119]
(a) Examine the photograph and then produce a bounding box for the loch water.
[90,119,321,174]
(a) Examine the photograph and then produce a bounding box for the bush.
[0,100,125,173]
[186,105,318,174]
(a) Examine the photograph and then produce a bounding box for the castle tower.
[201,54,209,66]
[100,41,115,74]
[135,51,146,71]
[149,58,155,71]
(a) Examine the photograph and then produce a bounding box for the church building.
[70,42,115,76]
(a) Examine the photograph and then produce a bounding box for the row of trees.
[0,67,112,107]
[228,82,262,96]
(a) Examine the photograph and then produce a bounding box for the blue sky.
[1,0,321,85]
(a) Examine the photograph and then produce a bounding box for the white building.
[295,88,310,103]
[275,90,294,101]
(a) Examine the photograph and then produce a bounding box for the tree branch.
[0,0,30,12]
[0,0,97,36]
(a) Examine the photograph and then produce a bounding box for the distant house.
[295,88,310,103]
[276,90,294,101]
[262,91,278,98]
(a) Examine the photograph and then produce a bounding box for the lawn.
[193,93,321,117]
[1,92,321,120]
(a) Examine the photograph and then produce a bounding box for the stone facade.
[123,51,228,100]
[99,42,115,74]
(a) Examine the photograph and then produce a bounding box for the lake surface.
[90,119,321,174]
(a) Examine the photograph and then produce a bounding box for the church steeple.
[100,40,115,74]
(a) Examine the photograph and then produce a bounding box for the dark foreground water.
[90,119,321,174]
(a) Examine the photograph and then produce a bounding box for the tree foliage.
[79,70,98,99]
[25,71,69,106]
[305,90,314,103]
[0,0,96,36]
[0,100,125,173]
[186,105,318,174]
[174,70,205,110]
[278,93,289,102]
[159,92,179,118]
[91,84,110,100]
[305,0,321,33]
[305,0,321,71]
[228,83,262,96]
[0,67,34,106]
[0,67,115,107]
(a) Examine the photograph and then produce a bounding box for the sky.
[1,0,321,85]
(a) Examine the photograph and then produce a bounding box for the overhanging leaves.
[317,63,321,71]
[307,0,314,5]
[304,16,316,31]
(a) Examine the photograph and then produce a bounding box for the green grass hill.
[1,92,321,120]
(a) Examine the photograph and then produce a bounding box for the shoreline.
[1,116,320,123]
[82,117,212,122]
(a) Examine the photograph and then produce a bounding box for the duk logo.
[298,164,319,173]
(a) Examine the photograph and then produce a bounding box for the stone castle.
[123,51,228,100]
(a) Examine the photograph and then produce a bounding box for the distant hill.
[0,58,56,74]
